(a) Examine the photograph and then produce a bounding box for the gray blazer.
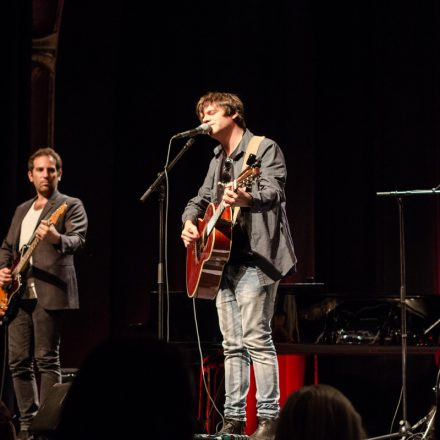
[182,129,297,285]
[0,190,88,310]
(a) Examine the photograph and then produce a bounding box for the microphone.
[172,123,212,139]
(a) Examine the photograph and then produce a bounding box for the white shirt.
[19,202,42,299]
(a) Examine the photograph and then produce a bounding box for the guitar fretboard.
[206,201,227,237]
[12,237,41,276]
[10,202,68,278]
[205,166,258,237]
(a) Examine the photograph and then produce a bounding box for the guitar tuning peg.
[246,154,257,166]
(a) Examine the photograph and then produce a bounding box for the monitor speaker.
[29,382,72,436]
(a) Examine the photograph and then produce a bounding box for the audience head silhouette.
[55,335,196,440]
[275,384,366,440]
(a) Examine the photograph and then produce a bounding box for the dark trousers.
[8,299,63,431]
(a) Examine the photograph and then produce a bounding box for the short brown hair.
[28,147,62,171]
[275,384,366,440]
[196,92,246,129]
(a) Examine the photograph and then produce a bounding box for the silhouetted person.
[275,384,367,440]
[54,335,196,440]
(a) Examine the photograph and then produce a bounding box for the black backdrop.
[1,0,439,408]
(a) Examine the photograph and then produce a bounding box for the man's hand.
[36,220,61,245]
[181,220,200,248]
[0,267,12,288]
[222,187,253,208]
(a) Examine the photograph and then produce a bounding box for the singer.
[181,92,297,440]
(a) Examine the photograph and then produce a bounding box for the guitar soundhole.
[195,230,208,262]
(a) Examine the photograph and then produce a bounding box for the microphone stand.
[372,187,440,440]
[139,137,195,340]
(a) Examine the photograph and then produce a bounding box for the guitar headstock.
[236,162,261,188]
[48,202,68,226]
[218,158,261,190]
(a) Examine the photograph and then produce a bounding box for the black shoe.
[250,417,278,440]
[218,418,246,435]
[17,431,34,440]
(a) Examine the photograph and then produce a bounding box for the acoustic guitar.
[186,162,260,299]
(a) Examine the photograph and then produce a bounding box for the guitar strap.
[232,135,265,224]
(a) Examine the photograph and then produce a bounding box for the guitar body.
[0,262,23,322]
[186,203,232,299]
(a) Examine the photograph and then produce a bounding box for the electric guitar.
[186,161,260,299]
[0,202,68,323]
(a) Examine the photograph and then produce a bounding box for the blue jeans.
[8,300,63,430]
[216,265,280,420]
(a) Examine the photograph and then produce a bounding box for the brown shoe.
[250,417,278,440]
[218,418,246,434]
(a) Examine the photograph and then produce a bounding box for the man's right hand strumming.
[181,220,200,248]
[0,267,12,288]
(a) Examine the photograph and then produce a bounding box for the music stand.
[373,187,440,439]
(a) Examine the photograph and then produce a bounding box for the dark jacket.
[182,129,296,285]
[0,190,88,309]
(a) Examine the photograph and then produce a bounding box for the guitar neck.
[205,168,258,236]
[12,237,41,276]
[10,202,68,277]
[206,202,227,236]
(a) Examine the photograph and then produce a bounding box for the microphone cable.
[0,323,8,401]
[192,297,225,432]
[163,137,173,342]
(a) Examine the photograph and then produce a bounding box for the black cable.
[0,324,8,400]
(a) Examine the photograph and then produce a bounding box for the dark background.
[1,0,439,436]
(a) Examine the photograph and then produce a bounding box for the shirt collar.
[213,129,254,159]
